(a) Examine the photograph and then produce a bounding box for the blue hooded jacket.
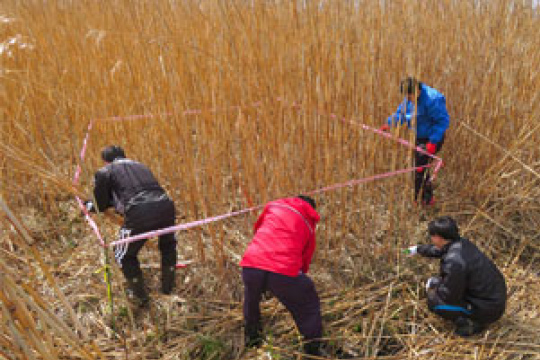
[387,83,450,144]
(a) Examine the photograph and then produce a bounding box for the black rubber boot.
[303,340,321,357]
[126,274,150,308]
[161,265,176,295]
[454,317,485,337]
[244,323,263,348]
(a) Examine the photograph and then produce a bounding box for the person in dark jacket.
[381,77,450,205]
[240,195,322,356]
[406,216,507,336]
[85,145,177,306]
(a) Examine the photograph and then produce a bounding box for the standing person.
[381,77,450,205]
[240,195,323,356]
[85,145,177,307]
[406,216,507,336]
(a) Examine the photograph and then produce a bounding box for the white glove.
[425,277,441,292]
[404,245,418,255]
[83,200,96,213]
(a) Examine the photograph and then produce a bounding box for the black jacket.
[418,238,507,320]
[93,159,174,227]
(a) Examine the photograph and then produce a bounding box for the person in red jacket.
[240,195,322,356]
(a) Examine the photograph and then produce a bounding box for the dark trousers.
[242,267,322,341]
[114,201,177,280]
[428,298,504,326]
[415,137,444,203]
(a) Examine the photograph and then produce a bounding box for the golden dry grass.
[1,0,540,359]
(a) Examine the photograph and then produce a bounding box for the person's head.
[400,77,422,102]
[101,145,125,163]
[297,195,316,210]
[428,216,460,249]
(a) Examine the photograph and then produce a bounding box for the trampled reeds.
[1,0,540,359]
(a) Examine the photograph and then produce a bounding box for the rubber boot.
[421,181,435,206]
[303,340,321,357]
[126,274,150,308]
[454,317,485,337]
[244,323,263,348]
[161,265,176,295]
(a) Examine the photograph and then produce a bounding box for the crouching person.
[240,195,322,356]
[407,216,507,336]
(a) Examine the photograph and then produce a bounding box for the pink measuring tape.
[73,99,443,251]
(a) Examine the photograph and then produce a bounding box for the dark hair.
[101,145,126,163]
[428,216,460,241]
[400,77,422,95]
[297,195,316,209]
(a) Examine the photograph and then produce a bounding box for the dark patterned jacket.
[419,238,507,321]
[93,158,174,228]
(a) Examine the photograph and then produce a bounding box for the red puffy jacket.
[240,197,320,276]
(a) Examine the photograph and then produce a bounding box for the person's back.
[94,159,167,213]
[240,197,319,276]
[414,84,449,143]
[449,238,507,320]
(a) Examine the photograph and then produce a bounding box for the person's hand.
[425,276,441,292]
[426,142,437,155]
[404,245,418,255]
[380,124,390,132]
[83,200,96,213]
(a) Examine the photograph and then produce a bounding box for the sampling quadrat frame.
[72,98,443,249]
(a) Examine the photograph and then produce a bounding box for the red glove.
[380,124,390,132]
[426,142,437,154]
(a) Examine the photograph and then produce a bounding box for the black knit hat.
[297,195,316,210]
[101,145,126,163]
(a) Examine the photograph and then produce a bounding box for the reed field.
[1,0,540,359]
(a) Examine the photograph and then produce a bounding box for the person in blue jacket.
[381,77,450,205]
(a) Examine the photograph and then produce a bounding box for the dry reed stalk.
[0,261,99,360]
[0,198,89,338]
[1,0,540,359]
